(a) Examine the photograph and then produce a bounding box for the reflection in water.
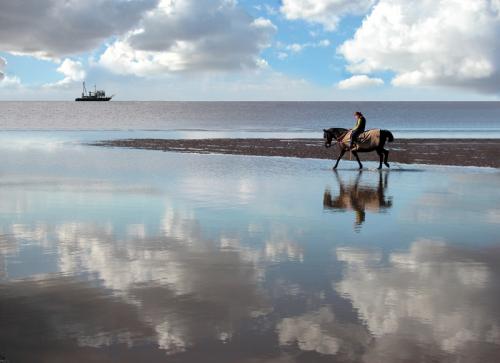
[335,241,500,362]
[323,171,392,229]
[44,209,269,353]
[274,240,500,362]
[0,213,272,360]
[1,147,500,362]
[277,306,372,357]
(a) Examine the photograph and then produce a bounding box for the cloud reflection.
[54,216,271,353]
[336,240,500,361]
[275,240,500,361]
[0,175,315,358]
[278,307,341,355]
[0,196,277,356]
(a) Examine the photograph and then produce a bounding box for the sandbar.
[91,138,500,168]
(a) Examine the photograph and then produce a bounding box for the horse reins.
[334,130,352,160]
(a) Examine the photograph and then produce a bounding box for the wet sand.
[92,138,500,168]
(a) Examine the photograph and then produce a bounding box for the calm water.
[1,140,500,362]
[1,101,500,139]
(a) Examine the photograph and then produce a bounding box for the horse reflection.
[323,171,392,229]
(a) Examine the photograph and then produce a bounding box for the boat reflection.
[323,170,393,229]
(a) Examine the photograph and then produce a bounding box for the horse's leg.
[352,151,363,169]
[376,149,383,169]
[383,149,390,168]
[333,149,346,169]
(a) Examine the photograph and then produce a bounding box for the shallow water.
[1,141,500,362]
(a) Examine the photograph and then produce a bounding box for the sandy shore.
[92,138,500,168]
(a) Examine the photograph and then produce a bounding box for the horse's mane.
[325,127,347,133]
[325,128,348,138]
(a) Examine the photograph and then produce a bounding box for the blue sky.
[0,0,499,100]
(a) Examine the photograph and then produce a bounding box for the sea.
[0,101,499,142]
[1,101,500,362]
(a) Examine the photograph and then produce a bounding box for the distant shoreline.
[91,138,500,168]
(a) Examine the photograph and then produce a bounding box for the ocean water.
[0,140,499,362]
[0,101,499,140]
[0,102,500,362]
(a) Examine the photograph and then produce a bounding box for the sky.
[0,0,499,101]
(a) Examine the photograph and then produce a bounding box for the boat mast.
[82,81,87,97]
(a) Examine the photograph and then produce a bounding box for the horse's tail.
[383,130,394,142]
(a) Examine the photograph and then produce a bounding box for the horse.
[323,128,394,169]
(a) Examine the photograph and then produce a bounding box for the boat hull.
[75,97,112,101]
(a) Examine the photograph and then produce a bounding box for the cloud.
[285,39,331,53]
[277,52,289,60]
[0,56,22,88]
[337,74,384,89]
[338,0,500,93]
[277,39,331,61]
[98,0,277,76]
[0,0,158,59]
[45,59,86,88]
[280,0,376,31]
[0,56,5,81]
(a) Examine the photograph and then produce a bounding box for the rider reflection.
[323,170,393,230]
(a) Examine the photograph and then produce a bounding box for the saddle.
[341,129,381,151]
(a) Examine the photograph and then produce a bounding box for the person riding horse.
[350,111,366,149]
[323,118,394,169]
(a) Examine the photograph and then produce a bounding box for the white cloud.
[338,0,500,93]
[43,59,86,88]
[337,74,384,89]
[0,56,5,81]
[0,57,22,88]
[318,39,331,47]
[58,59,86,85]
[286,39,331,54]
[0,0,158,59]
[0,76,21,89]
[279,39,332,61]
[287,43,304,53]
[277,52,289,60]
[264,4,278,16]
[98,0,277,76]
[280,0,376,31]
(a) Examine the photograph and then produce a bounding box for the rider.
[350,111,366,149]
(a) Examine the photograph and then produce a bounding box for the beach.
[2,100,500,362]
[1,143,500,362]
[93,138,500,168]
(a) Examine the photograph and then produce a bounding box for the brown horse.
[323,128,394,169]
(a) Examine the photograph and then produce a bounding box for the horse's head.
[323,128,347,148]
[323,129,333,148]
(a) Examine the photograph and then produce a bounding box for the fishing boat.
[75,81,113,101]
